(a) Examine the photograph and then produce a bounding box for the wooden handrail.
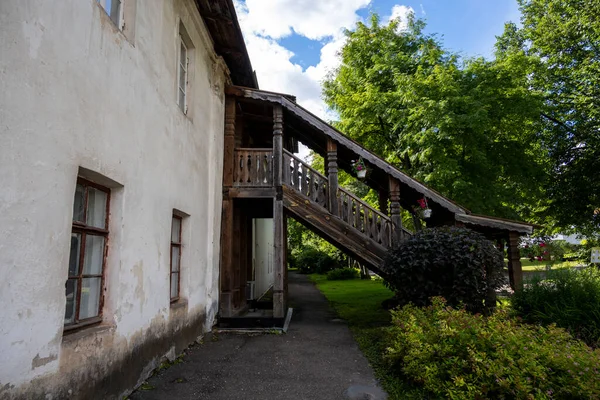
[338,187,391,222]
[283,149,327,181]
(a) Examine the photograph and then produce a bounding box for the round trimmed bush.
[326,267,360,280]
[383,227,506,314]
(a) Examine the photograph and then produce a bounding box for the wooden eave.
[195,0,258,88]
[456,214,535,235]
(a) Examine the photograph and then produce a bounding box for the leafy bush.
[383,227,506,314]
[512,267,600,347]
[327,267,360,280]
[386,298,600,399]
[296,247,341,274]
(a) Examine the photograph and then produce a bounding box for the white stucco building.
[0,1,257,398]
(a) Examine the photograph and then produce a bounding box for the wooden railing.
[233,148,273,187]
[338,187,393,247]
[283,149,328,209]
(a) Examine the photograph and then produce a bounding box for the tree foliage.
[324,5,600,234]
[497,0,600,234]
[324,15,547,220]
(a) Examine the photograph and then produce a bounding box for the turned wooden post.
[273,105,286,318]
[326,138,339,216]
[507,231,523,291]
[219,96,236,317]
[389,176,403,246]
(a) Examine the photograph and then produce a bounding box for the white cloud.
[236,0,371,40]
[388,5,414,31]
[233,1,413,122]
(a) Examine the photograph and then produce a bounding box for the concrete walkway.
[130,272,387,400]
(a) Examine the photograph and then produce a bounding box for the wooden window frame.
[97,0,125,30]
[64,178,110,332]
[170,215,183,302]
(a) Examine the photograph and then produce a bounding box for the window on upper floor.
[64,178,110,330]
[97,0,124,29]
[177,36,189,114]
[177,22,194,115]
[170,214,182,302]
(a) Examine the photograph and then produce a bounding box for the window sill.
[62,321,114,344]
[170,298,188,310]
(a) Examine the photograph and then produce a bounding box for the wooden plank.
[283,152,291,186]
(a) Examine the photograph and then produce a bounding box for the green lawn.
[516,258,581,271]
[308,274,426,399]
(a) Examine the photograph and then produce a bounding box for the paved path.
[131,272,387,400]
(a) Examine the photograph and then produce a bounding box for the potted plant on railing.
[416,197,432,219]
[352,157,367,179]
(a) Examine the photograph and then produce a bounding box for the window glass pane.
[171,272,179,299]
[69,233,82,276]
[109,0,121,26]
[171,246,180,272]
[73,184,85,222]
[80,277,101,319]
[179,64,186,91]
[83,235,105,275]
[180,42,187,68]
[86,188,107,229]
[179,89,186,111]
[171,217,181,243]
[64,279,78,324]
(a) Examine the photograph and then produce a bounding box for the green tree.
[497,0,600,234]
[323,14,548,220]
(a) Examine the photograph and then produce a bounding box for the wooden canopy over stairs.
[219,85,535,320]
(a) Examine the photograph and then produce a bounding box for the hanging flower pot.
[416,197,433,219]
[352,157,367,179]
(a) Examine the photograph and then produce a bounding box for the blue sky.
[280,1,521,69]
[234,0,522,121]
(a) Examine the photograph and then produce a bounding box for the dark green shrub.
[327,267,360,280]
[386,298,600,399]
[383,227,506,314]
[512,267,600,347]
[295,247,340,274]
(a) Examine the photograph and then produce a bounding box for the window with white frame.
[177,35,189,114]
[97,0,124,29]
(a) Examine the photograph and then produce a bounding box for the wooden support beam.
[327,138,339,217]
[273,105,286,318]
[223,96,236,188]
[507,231,523,291]
[219,96,236,318]
[389,176,403,246]
[219,198,234,317]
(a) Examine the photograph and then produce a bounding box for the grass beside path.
[308,274,425,399]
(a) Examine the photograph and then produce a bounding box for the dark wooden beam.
[327,138,339,217]
[273,105,286,318]
[389,176,403,246]
[507,231,523,291]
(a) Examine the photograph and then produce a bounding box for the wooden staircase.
[282,150,406,275]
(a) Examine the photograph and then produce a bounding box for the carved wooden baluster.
[301,164,308,196]
[364,208,369,236]
[309,171,316,202]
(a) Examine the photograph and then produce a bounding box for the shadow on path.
[130,272,386,400]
